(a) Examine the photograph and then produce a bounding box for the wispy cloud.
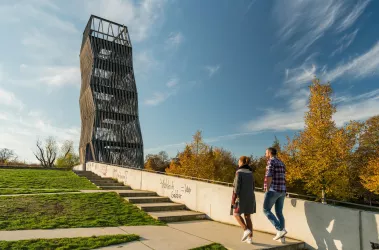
[325,41,379,82]
[274,0,343,57]
[274,0,369,58]
[337,0,371,32]
[166,32,184,49]
[145,92,172,106]
[18,65,80,87]
[205,65,221,77]
[145,77,180,106]
[331,29,359,57]
[0,87,24,110]
[85,0,166,42]
[166,77,179,88]
[285,64,317,88]
[243,87,379,132]
[134,50,160,76]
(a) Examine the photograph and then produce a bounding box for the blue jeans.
[263,191,285,231]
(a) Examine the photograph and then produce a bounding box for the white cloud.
[331,29,359,57]
[19,65,80,87]
[85,0,166,42]
[325,41,379,82]
[205,65,221,77]
[337,0,371,32]
[165,32,184,48]
[244,88,379,132]
[285,64,316,87]
[38,67,80,86]
[273,0,369,57]
[0,88,24,110]
[134,50,160,75]
[0,110,80,162]
[274,0,343,57]
[144,91,176,106]
[166,77,179,88]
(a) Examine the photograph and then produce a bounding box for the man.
[263,147,287,241]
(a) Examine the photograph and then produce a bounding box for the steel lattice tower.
[79,15,143,168]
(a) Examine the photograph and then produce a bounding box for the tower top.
[81,15,131,52]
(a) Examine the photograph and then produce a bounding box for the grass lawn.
[0,234,139,250]
[0,189,79,195]
[0,192,163,230]
[0,169,97,193]
[190,243,228,250]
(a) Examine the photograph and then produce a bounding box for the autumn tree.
[55,140,80,168]
[144,151,170,172]
[356,116,379,199]
[166,130,237,182]
[33,137,58,168]
[286,79,358,200]
[360,157,379,195]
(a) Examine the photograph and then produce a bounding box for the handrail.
[84,161,379,212]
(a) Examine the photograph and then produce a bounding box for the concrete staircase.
[75,171,207,223]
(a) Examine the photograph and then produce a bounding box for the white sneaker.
[276,237,285,243]
[241,229,251,241]
[273,229,287,240]
[245,237,253,244]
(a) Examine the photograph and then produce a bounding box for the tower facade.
[79,15,143,168]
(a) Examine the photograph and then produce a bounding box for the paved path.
[0,221,303,250]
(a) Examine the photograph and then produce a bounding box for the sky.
[0,0,379,163]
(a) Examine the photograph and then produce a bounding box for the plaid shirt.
[264,157,286,192]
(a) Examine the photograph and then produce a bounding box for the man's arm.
[266,177,272,192]
[264,160,274,192]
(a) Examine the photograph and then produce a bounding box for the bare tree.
[33,137,58,168]
[55,140,80,168]
[0,148,17,164]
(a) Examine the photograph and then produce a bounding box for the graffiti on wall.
[160,177,192,199]
[112,168,128,184]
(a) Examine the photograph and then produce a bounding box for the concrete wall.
[74,162,378,250]
[362,211,379,250]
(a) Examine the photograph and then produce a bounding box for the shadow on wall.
[304,201,378,250]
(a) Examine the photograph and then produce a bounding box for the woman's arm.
[231,172,241,205]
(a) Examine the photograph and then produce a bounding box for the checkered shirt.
[264,157,286,193]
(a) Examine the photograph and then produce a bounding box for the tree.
[286,79,355,200]
[166,130,237,183]
[0,148,17,164]
[355,116,379,199]
[144,151,170,172]
[33,137,58,168]
[55,140,80,168]
[360,157,379,195]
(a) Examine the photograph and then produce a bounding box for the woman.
[231,156,256,244]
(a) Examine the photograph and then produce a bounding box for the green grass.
[0,192,164,230]
[0,234,139,250]
[0,189,79,195]
[0,169,97,192]
[190,243,228,250]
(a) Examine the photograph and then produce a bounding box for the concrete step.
[118,190,158,198]
[137,202,186,212]
[148,210,207,223]
[100,186,131,190]
[125,196,170,204]
[92,182,121,186]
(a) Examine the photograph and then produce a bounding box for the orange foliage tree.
[282,79,360,200]
[166,131,236,183]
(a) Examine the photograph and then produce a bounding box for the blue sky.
[1,0,379,163]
